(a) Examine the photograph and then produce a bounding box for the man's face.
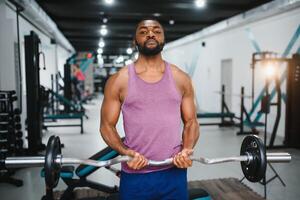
[135,20,165,56]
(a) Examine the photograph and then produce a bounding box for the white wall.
[163,2,300,137]
[0,1,72,142]
[0,0,16,90]
[4,3,71,88]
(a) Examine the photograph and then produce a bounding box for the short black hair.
[133,18,164,39]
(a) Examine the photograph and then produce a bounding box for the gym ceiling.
[36,0,272,56]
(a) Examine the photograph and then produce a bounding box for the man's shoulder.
[169,63,191,82]
[109,65,128,80]
[106,66,129,88]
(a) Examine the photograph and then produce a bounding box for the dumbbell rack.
[0,90,23,186]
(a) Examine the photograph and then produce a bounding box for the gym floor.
[0,95,299,200]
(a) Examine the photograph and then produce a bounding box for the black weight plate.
[240,135,266,182]
[45,135,61,188]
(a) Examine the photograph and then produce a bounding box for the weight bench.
[41,145,120,200]
[236,88,265,135]
[197,85,236,127]
[43,112,84,134]
[197,112,235,126]
[197,112,235,118]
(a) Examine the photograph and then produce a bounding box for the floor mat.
[189,178,264,200]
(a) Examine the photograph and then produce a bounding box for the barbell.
[2,135,291,190]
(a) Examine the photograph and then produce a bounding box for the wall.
[163,1,300,138]
[0,1,73,144]
[0,0,16,90]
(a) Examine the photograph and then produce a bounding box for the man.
[100,19,199,200]
[72,64,85,102]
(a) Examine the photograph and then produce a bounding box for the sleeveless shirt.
[121,62,182,173]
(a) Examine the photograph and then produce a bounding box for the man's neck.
[135,54,164,71]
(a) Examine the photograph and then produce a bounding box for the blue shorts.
[119,167,188,200]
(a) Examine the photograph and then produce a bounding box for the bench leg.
[80,117,83,134]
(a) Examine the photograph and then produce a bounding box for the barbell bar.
[4,152,291,168]
[2,135,292,189]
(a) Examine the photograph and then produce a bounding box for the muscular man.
[100,19,199,200]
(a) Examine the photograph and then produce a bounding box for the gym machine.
[24,31,45,154]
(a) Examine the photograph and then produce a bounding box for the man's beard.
[135,39,165,56]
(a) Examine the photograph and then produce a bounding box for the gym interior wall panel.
[57,45,72,77]
[0,2,16,91]
[163,5,300,138]
[6,7,56,88]
[3,3,72,141]
[5,4,72,88]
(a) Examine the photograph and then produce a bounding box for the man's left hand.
[173,148,194,168]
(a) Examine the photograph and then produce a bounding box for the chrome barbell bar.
[5,152,291,168]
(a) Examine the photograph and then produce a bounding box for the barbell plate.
[45,135,61,188]
[240,135,266,182]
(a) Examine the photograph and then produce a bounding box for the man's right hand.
[125,149,148,170]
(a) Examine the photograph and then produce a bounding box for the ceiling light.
[100,28,108,36]
[116,56,124,63]
[134,52,139,60]
[104,0,114,5]
[97,48,103,54]
[125,59,133,65]
[103,17,108,23]
[126,48,133,55]
[98,39,105,48]
[153,13,161,17]
[195,0,206,8]
[169,20,175,25]
[97,55,104,65]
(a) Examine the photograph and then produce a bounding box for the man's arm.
[173,73,200,168]
[181,77,199,150]
[99,71,148,170]
[99,73,128,155]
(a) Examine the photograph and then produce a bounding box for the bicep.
[181,79,197,123]
[100,77,122,127]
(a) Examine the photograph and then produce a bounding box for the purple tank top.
[121,62,182,173]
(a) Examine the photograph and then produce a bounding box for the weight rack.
[0,90,23,186]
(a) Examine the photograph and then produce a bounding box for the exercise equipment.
[42,87,86,134]
[285,54,300,148]
[2,135,291,200]
[237,86,265,135]
[24,31,45,154]
[197,85,235,126]
[0,91,23,187]
[247,52,300,198]
[42,143,120,200]
[43,113,84,134]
